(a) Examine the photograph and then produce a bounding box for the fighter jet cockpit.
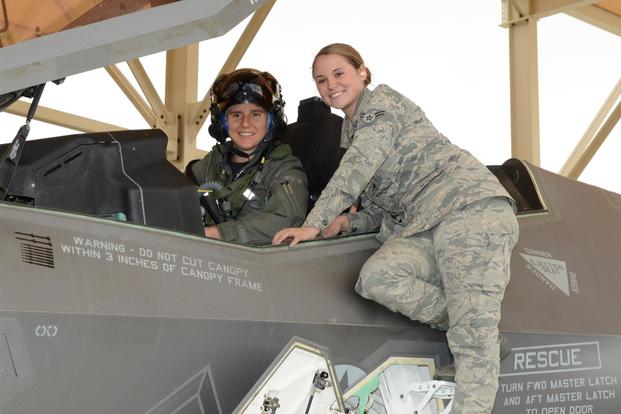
[1,127,204,234]
[0,82,202,237]
[1,85,545,244]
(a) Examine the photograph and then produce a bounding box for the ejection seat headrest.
[284,97,345,213]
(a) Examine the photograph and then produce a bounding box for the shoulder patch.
[268,143,292,161]
[359,110,386,124]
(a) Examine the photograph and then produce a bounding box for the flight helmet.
[208,68,286,143]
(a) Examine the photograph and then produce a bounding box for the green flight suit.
[192,142,308,245]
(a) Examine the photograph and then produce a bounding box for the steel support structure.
[5,100,123,132]
[164,44,201,168]
[501,0,598,26]
[567,1,621,36]
[504,0,541,165]
[502,0,620,171]
[105,64,157,128]
[191,0,277,131]
[560,77,621,179]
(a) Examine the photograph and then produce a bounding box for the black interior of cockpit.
[0,129,204,235]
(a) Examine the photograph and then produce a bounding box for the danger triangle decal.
[520,254,570,296]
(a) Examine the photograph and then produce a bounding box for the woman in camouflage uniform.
[273,44,519,413]
[191,69,308,245]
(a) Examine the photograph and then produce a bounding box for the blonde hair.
[312,43,372,86]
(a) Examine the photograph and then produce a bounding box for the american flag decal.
[15,232,54,269]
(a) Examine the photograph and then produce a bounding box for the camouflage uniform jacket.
[304,85,515,241]
[193,142,308,245]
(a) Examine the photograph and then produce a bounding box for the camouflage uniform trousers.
[355,197,519,413]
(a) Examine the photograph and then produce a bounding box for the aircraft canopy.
[0,0,264,94]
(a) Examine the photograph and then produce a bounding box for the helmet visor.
[212,69,279,112]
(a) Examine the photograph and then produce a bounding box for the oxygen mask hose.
[198,181,224,225]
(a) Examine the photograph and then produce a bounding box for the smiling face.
[312,53,368,120]
[225,102,269,158]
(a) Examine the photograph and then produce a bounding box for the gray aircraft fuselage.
[1,132,620,413]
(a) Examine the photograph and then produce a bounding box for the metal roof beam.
[191,0,277,131]
[560,77,621,179]
[105,64,156,128]
[508,17,541,165]
[164,44,207,167]
[566,4,621,36]
[127,58,174,133]
[502,0,598,26]
[5,100,124,132]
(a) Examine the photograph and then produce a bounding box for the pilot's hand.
[204,225,222,239]
[272,226,320,247]
[322,215,350,238]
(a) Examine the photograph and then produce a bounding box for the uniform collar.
[341,87,372,148]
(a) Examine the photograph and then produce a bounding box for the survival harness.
[199,142,290,225]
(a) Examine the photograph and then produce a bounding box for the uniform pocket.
[276,180,304,219]
[479,233,514,293]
